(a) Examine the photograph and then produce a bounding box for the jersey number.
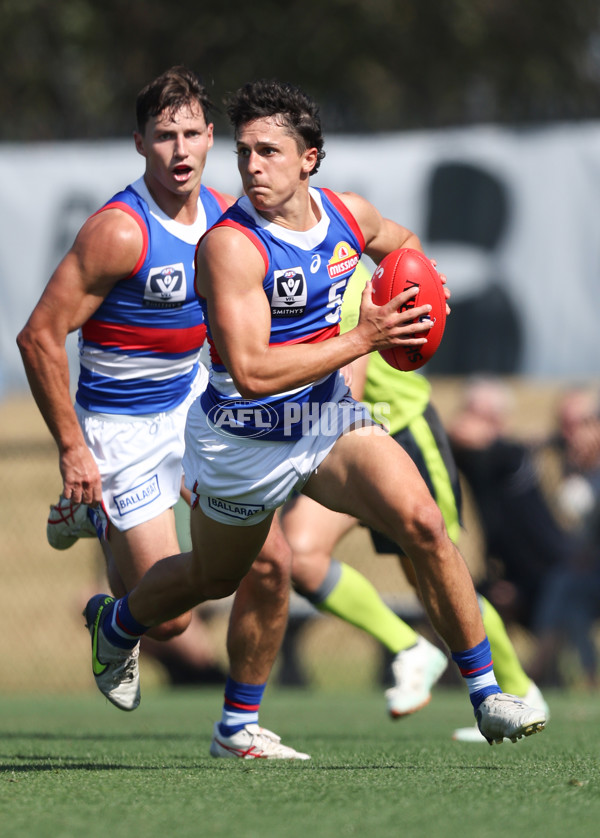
[325,279,348,324]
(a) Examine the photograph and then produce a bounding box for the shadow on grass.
[0,731,197,741]
[0,758,312,773]
[0,761,158,772]
[0,756,510,773]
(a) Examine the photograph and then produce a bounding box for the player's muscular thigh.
[306,428,441,549]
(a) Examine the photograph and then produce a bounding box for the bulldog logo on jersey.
[144,263,187,308]
[271,267,307,317]
[327,241,359,280]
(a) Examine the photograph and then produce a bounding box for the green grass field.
[0,687,598,838]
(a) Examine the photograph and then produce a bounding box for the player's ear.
[207,123,214,150]
[303,147,319,174]
[134,131,146,158]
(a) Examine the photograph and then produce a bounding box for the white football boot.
[210,723,311,760]
[47,494,107,549]
[452,681,549,743]
[385,637,448,718]
[475,692,546,745]
[84,594,140,712]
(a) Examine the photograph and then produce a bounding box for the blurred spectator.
[532,385,600,687]
[553,386,600,525]
[447,377,574,639]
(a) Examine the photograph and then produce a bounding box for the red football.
[371,248,447,371]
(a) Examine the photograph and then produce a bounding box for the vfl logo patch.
[144,263,186,308]
[327,241,359,280]
[271,267,307,317]
[207,497,265,520]
[114,475,161,516]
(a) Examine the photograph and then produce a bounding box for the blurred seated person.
[532,385,600,687]
[446,376,574,636]
[552,385,600,527]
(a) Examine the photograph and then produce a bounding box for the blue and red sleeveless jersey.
[76,177,229,414]
[199,187,365,439]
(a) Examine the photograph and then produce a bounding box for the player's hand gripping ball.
[371,248,447,371]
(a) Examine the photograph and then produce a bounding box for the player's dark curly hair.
[136,65,214,132]
[225,79,326,174]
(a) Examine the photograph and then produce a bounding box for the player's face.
[135,103,214,200]
[235,117,317,218]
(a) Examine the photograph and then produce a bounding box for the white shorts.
[76,366,208,532]
[183,373,375,526]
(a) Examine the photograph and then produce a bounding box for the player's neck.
[256,188,320,232]
[143,174,200,225]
